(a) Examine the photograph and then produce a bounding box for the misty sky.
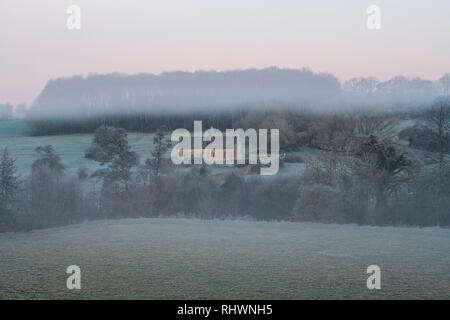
[1,0,450,105]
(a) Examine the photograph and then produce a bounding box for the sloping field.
[0,121,307,176]
[0,218,448,299]
[0,120,31,137]
[1,131,158,176]
[0,120,158,175]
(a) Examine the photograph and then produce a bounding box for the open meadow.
[0,218,448,299]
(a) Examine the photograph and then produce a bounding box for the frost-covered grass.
[0,218,448,299]
[0,131,160,176]
[0,120,30,137]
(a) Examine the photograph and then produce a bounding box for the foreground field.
[0,218,448,299]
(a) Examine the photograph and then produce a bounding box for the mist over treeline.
[29,68,450,120]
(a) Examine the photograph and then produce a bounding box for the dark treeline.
[28,110,245,136]
[27,106,449,154]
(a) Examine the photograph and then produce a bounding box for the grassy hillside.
[0,120,31,137]
[0,120,309,177]
[1,131,159,176]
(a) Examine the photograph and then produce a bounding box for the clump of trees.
[0,146,84,231]
[86,126,138,191]
[293,129,450,226]
[27,162,82,229]
[85,126,139,218]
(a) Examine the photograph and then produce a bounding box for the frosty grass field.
[0,218,449,299]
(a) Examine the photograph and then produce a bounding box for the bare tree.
[141,125,171,184]
[32,145,65,174]
[354,113,399,141]
[428,97,450,167]
[439,73,450,97]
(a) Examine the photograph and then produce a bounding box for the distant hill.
[28,68,447,120]
[29,68,342,119]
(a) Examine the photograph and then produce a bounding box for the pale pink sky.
[1,0,450,105]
